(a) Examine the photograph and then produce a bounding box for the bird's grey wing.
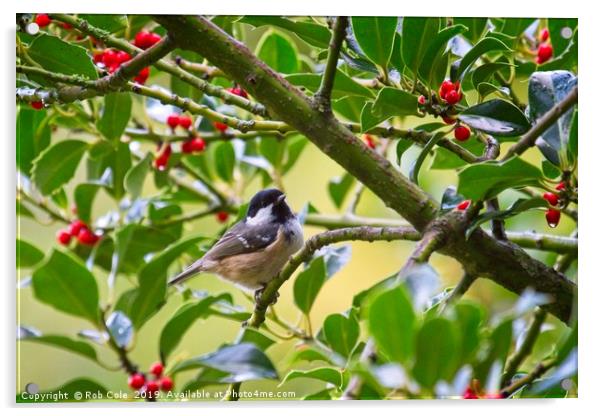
[204,220,280,260]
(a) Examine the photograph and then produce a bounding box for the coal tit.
[168,189,304,296]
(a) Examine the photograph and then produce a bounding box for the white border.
[3,1,600,415]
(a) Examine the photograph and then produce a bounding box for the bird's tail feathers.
[168,261,205,286]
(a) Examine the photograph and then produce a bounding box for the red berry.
[445,89,461,105]
[56,230,72,246]
[454,125,471,141]
[149,362,164,377]
[539,28,550,42]
[543,192,559,206]
[228,87,248,98]
[133,31,162,49]
[77,228,99,245]
[30,101,44,110]
[418,95,426,105]
[145,380,159,394]
[484,393,504,399]
[93,51,104,64]
[35,14,52,28]
[545,208,561,228]
[190,137,206,152]
[213,121,228,132]
[61,22,73,30]
[216,211,229,223]
[134,67,150,84]
[68,220,86,237]
[128,373,145,390]
[439,80,455,98]
[159,377,173,392]
[178,116,192,130]
[181,140,194,154]
[154,144,172,171]
[102,49,119,67]
[536,43,553,64]
[115,51,131,64]
[463,388,479,399]
[555,182,566,191]
[166,114,180,129]
[363,134,376,149]
[457,200,471,211]
[442,116,456,125]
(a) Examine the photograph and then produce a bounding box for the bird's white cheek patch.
[246,204,274,225]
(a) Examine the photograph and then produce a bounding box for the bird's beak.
[276,194,286,205]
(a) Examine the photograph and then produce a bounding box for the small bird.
[168,189,304,300]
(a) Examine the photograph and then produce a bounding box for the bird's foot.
[253,285,280,305]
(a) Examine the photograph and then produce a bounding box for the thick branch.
[503,86,578,160]
[313,17,348,113]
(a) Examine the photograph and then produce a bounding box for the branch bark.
[149,15,575,323]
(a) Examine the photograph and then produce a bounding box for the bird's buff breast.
[211,223,303,290]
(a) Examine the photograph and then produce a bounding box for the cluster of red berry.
[166,113,192,130]
[128,362,173,396]
[34,14,72,30]
[536,28,553,65]
[56,219,100,246]
[92,48,150,84]
[166,113,207,153]
[133,31,162,50]
[543,182,566,228]
[362,134,377,149]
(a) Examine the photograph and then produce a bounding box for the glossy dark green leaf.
[568,109,578,162]
[454,18,489,44]
[79,14,128,33]
[474,318,513,381]
[236,327,276,351]
[431,140,484,170]
[528,70,577,165]
[459,99,530,136]
[322,313,359,358]
[293,256,327,314]
[97,93,131,142]
[105,311,133,349]
[542,160,562,179]
[419,25,467,87]
[409,132,445,185]
[159,294,231,362]
[16,107,51,175]
[31,140,88,196]
[413,317,459,389]
[282,135,308,174]
[19,332,98,363]
[401,17,440,77]
[501,18,533,37]
[471,62,515,89]
[360,102,386,133]
[257,30,299,74]
[285,71,374,99]
[110,141,132,199]
[17,378,107,403]
[453,301,484,363]
[28,34,98,80]
[112,223,178,276]
[367,284,416,363]
[17,239,44,268]
[458,157,542,200]
[371,87,419,120]
[281,367,342,389]
[352,273,396,310]
[31,250,99,324]
[74,182,104,224]
[128,236,207,328]
[351,17,398,72]
[214,141,236,182]
[466,197,548,237]
[548,18,577,55]
[327,172,354,208]
[239,16,331,48]
[124,153,151,199]
[172,343,278,382]
[396,139,413,165]
[452,37,511,83]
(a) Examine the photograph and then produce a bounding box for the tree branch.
[503,86,578,160]
[313,17,348,113]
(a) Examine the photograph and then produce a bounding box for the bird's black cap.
[247,188,294,222]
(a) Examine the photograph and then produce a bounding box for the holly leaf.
[31,140,89,195]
